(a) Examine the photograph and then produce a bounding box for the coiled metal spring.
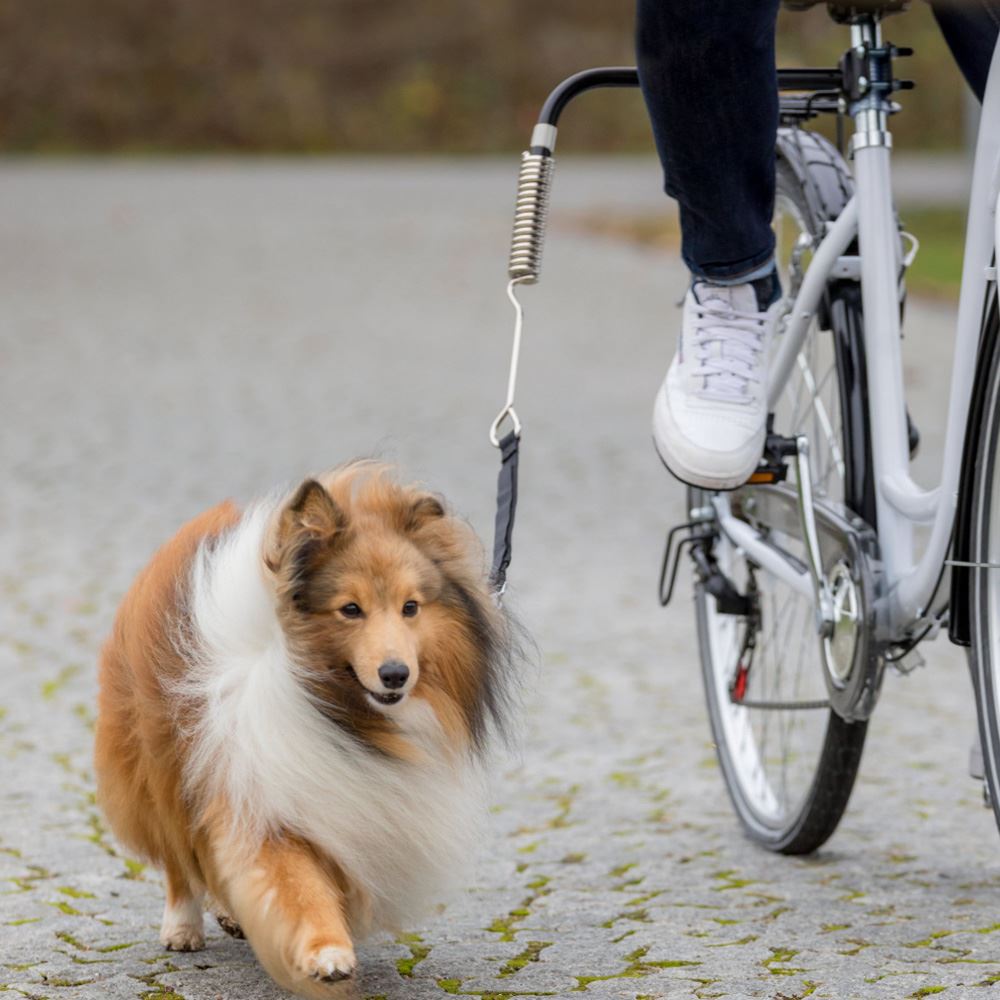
[508,151,555,284]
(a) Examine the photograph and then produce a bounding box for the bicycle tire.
[967,286,1000,830]
[693,137,872,854]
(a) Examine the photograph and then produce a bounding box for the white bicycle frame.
[713,18,1000,642]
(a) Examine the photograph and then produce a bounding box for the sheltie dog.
[94,464,516,997]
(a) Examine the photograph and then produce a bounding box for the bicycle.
[495,0,1000,855]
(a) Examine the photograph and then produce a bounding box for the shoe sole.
[652,434,758,493]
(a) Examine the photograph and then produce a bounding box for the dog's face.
[265,476,456,717]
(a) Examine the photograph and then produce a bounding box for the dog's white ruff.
[176,501,484,934]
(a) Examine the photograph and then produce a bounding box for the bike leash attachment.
[488,126,555,598]
[488,68,643,599]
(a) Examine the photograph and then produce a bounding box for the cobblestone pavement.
[0,159,997,1000]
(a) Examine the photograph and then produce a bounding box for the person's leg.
[930,0,1000,102]
[638,0,783,490]
[636,0,781,286]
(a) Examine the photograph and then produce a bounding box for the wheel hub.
[823,560,861,686]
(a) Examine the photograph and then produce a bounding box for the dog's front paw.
[160,898,205,952]
[302,943,356,983]
[160,923,205,952]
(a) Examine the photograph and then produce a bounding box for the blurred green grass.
[899,206,965,300]
[0,0,975,154]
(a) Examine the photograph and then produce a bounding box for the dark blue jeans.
[636,1,1000,284]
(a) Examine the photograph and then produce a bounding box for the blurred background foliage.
[0,0,971,154]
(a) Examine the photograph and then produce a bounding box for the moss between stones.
[609,862,636,879]
[764,947,798,965]
[498,941,552,977]
[395,932,431,977]
[134,971,187,1000]
[710,869,756,891]
[40,665,80,701]
[9,864,54,892]
[486,873,552,942]
[839,938,873,956]
[54,932,86,950]
[435,982,554,1000]
[762,945,807,977]
[57,886,95,900]
[776,983,818,1000]
[708,934,758,949]
[625,890,662,908]
[601,908,650,930]
[609,771,640,789]
[839,888,866,902]
[573,945,700,990]
[123,858,147,880]
[97,941,138,953]
[83,812,116,858]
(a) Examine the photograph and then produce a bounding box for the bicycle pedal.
[745,426,798,486]
[746,465,787,485]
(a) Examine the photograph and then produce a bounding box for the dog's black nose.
[378,660,410,689]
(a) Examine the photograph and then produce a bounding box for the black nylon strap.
[489,430,520,595]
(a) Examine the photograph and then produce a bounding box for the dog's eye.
[401,600,419,618]
[340,603,363,619]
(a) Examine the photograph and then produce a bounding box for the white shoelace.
[689,295,767,403]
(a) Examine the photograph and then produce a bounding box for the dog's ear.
[284,479,345,540]
[405,493,445,533]
[266,479,346,576]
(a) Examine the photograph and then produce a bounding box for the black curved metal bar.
[536,66,845,128]
[538,67,640,126]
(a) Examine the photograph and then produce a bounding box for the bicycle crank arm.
[794,435,836,636]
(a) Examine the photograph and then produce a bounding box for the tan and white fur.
[94,464,516,997]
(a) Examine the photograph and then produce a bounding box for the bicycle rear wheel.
[693,134,873,853]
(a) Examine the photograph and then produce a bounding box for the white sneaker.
[653,281,781,491]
